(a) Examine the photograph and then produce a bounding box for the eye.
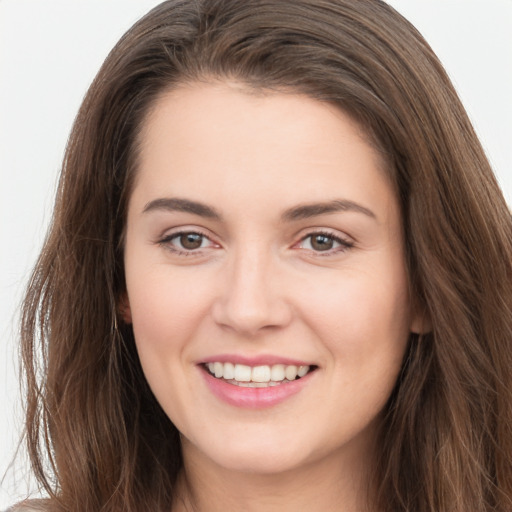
[159,231,215,253]
[298,232,353,253]
[176,232,206,250]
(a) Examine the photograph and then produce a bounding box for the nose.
[211,247,293,336]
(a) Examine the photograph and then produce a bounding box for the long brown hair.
[20,1,512,510]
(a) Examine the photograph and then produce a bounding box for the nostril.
[211,295,292,335]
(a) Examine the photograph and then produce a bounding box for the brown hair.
[20,1,512,511]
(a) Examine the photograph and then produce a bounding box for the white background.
[1,0,511,506]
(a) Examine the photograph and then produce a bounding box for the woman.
[12,0,512,511]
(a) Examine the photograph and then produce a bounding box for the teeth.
[205,362,312,383]
[297,365,309,377]
[234,364,251,382]
[285,365,298,381]
[271,364,285,381]
[252,365,271,383]
[214,362,223,378]
[223,362,235,379]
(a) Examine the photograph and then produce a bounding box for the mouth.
[203,362,317,388]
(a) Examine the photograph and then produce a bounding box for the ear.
[409,304,431,335]
[118,293,132,324]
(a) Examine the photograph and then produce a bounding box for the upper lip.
[199,354,315,367]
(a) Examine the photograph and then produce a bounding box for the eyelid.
[157,226,221,254]
[156,226,354,257]
[293,228,355,254]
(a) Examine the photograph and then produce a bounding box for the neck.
[172,438,375,512]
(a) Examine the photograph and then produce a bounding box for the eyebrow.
[281,199,376,221]
[142,197,376,222]
[142,197,222,219]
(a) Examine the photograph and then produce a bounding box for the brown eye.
[310,234,335,251]
[159,230,217,255]
[297,232,353,254]
[179,232,204,250]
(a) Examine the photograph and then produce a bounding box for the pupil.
[312,234,333,251]
[180,233,202,250]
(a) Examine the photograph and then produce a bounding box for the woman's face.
[123,82,421,476]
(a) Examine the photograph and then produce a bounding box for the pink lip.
[200,354,313,366]
[200,366,315,409]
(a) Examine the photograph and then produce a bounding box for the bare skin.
[123,81,421,511]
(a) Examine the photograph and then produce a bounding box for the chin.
[184,430,314,475]
[214,450,307,475]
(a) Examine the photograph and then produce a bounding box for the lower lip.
[200,367,314,409]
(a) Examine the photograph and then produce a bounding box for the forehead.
[131,81,396,223]
[139,81,382,160]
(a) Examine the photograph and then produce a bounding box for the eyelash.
[157,229,354,256]
[158,229,215,256]
[296,230,354,256]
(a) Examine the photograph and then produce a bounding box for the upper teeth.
[206,362,310,383]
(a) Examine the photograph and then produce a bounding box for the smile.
[200,359,317,408]
[205,362,313,387]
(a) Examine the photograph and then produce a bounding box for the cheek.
[300,260,411,360]
[125,265,217,352]
[124,268,213,417]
